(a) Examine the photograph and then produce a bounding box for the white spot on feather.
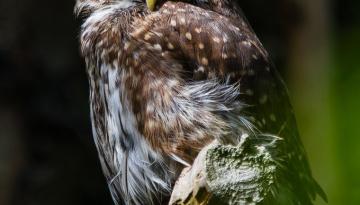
[195,27,202,33]
[153,44,162,51]
[242,41,252,47]
[124,42,130,50]
[198,43,204,49]
[196,66,205,72]
[180,18,186,24]
[201,57,209,65]
[144,33,151,41]
[213,37,221,43]
[185,32,192,40]
[167,42,174,50]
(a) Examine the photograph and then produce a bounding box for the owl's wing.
[131,2,326,204]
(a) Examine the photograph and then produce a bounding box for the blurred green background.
[0,0,359,204]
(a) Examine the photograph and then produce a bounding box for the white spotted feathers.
[76,0,326,205]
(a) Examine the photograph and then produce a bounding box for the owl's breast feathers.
[80,1,326,204]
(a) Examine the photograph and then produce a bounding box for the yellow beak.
[146,0,157,11]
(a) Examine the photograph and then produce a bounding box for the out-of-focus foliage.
[333,29,360,205]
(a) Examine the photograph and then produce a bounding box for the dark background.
[0,0,359,204]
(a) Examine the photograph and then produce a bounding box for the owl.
[75,0,326,204]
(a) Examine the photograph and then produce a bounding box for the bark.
[169,134,282,205]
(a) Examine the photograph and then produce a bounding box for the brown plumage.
[75,0,326,204]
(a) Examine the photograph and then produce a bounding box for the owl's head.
[144,0,203,11]
[75,0,211,18]
[75,0,139,18]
